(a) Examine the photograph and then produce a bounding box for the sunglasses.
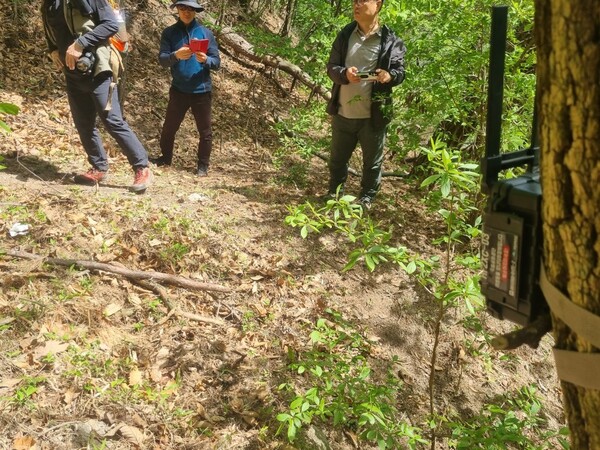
[176,5,195,11]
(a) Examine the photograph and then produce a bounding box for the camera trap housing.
[480,6,547,326]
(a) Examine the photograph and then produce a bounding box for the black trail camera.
[480,6,546,326]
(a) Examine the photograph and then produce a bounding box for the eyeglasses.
[176,5,195,11]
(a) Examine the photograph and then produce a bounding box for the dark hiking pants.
[160,88,213,167]
[328,114,386,200]
[66,73,148,171]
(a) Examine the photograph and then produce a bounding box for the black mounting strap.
[539,264,600,390]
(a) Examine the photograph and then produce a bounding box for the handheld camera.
[480,6,547,326]
[356,71,377,81]
[76,50,96,74]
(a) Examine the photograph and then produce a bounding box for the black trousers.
[160,88,213,167]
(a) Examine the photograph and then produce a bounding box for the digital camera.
[76,50,96,75]
[356,71,377,81]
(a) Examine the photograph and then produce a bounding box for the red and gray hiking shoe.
[129,167,153,193]
[74,168,108,185]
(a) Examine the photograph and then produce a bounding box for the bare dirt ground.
[1,1,566,449]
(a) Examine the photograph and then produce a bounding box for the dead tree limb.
[204,17,331,102]
[5,250,230,293]
[134,279,226,326]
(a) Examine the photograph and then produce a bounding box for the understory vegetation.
[0,0,569,449]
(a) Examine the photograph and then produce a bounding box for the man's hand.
[65,41,83,71]
[49,50,63,70]
[375,69,392,84]
[346,66,361,83]
[175,46,193,61]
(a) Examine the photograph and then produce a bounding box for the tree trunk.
[279,0,296,37]
[535,0,600,448]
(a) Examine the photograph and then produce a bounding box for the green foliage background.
[241,0,536,165]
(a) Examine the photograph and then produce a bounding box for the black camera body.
[479,6,546,327]
[76,50,96,75]
[481,171,545,325]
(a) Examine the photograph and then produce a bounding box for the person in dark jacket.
[153,0,220,177]
[42,0,153,192]
[325,0,406,209]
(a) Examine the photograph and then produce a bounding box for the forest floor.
[0,0,566,449]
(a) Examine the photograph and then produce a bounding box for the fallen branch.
[134,279,226,326]
[5,250,230,293]
[203,16,330,102]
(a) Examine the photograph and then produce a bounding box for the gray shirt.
[338,26,381,119]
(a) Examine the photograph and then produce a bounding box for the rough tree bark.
[535,0,600,448]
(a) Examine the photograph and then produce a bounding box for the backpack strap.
[104,47,123,111]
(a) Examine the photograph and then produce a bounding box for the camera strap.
[539,264,600,390]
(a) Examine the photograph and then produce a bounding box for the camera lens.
[76,51,95,74]
[76,59,88,72]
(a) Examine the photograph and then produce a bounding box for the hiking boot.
[197,163,209,177]
[129,167,153,193]
[74,168,108,185]
[149,155,171,167]
[358,196,372,211]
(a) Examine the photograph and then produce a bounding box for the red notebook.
[189,38,209,53]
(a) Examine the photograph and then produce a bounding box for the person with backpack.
[152,0,220,177]
[42,0,153,193]
[325,0,405,210]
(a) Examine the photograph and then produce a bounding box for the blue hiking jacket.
[159,19,220,94]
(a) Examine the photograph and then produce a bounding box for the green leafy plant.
[383,0,535,162]
[276,309,427,449]
[286,193,436,277]
[159,242,190,264]
[6,376,46,408]
[447,385,570,449]
[0,102,19,134]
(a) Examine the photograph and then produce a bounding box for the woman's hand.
[195,51,207,63]
[175,46,193,61]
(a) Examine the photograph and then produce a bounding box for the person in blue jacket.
[153,0,221,177]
